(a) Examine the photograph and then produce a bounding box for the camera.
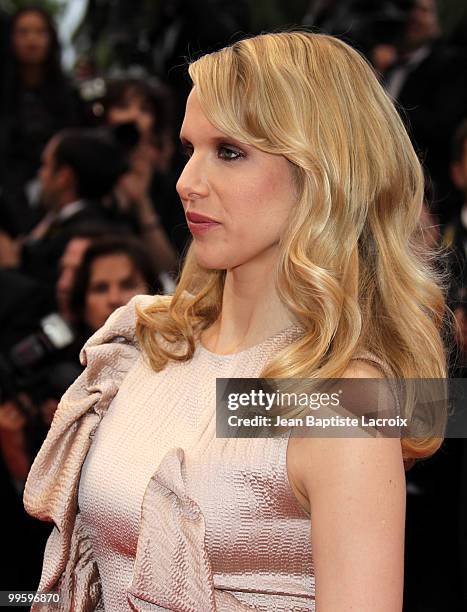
[0,313,81,408]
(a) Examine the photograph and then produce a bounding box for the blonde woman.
[24,32,450,611]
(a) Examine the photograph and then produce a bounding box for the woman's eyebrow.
[210,135,246,146]
[179,133,247,147]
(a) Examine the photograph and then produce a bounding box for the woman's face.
[84,254,148,331]
[106,94,155,139]
[12,11,51,66]
[176,89,297,271]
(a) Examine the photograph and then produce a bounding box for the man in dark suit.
[380,0,467,224]
[0,129,125,294]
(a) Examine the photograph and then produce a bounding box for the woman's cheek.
[85,295,104,330]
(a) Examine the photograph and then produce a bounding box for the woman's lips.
[187,220,221,235]
[186,211,221,235]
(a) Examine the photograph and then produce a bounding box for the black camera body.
[0,313,81,408]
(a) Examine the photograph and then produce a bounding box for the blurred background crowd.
[0,1,466,610]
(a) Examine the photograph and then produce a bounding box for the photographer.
[102,78,188,266]
[0,267,62,590]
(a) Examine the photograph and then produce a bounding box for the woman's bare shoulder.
[287,359,399,515]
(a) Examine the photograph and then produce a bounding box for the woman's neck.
[201,250,297,355]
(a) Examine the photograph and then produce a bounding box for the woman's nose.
[176,155,209,202]
[107,287,125,308]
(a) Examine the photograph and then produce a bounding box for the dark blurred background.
[0,1,466,610]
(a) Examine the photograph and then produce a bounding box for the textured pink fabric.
[23,294,392,611]
[23,296,144,611]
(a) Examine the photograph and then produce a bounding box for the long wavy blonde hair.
[136,32,454,462]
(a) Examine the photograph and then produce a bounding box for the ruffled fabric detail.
[23,295,154,611]
[22,295,392,612]
[127,447,254,611]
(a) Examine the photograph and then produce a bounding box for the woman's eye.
[89,283,108,294]
[180,143,244,161]
[218,146,244,161]
[121,280,139,290]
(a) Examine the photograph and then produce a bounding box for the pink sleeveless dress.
[24,295,393,611]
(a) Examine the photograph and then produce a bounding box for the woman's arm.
[116,145,179,275]
[135,194,179,274]
[288,361,406,611]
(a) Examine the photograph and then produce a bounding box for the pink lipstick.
[186,211,221,235]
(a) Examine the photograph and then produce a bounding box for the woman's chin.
[195,257,226,271]
[192,246,228,270]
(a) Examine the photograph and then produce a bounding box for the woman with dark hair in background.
[69,235,160,351]
[0,236,159,488]
[0,6,84,236]
[31,234,161,430]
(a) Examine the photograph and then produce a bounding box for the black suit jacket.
[20,201,111,289]
[388,42,467,207]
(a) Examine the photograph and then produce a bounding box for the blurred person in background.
[446,119,467,264]
[0,128,127,294]
[102,78,189,262]
[454,287,467,375]
[103,78,170,159]
[56,236,95,322]
[443,119,467,374]
[147,0,250,122]
[372,0,467,224]
[0,6,84,237]
[68,235,160,357]
[0,237,158,543]
[0,268,62,592]
[0,395,53,592]
[401,126,466,609]
[55,227,113,324]
[38,234,161,428]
